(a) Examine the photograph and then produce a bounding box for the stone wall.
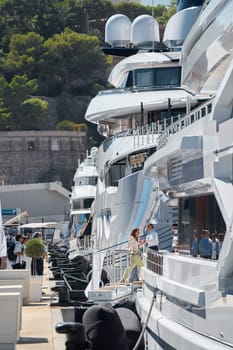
[0,131,87,190]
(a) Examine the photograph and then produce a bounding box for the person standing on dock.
[120,228,145,283]
[12,234,25,269]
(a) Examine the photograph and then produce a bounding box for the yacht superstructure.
[136,0,233,349]
[85,3,203,288]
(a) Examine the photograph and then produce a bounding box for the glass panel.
[107,163,126,186]
[75,176,97,185]
[156,67,181,87]
[179,195,226,256]
[132,67,181,89]
[135,70,154,87]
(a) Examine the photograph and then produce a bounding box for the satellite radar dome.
[131,15,160,49]
[105,14,131,47]
[163,6,201,48]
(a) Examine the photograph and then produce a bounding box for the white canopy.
[70,209,91,216]
[20,222,57,229]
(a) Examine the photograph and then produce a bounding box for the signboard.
[2,209,17,216]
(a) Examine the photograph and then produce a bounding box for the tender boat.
[69,147,98,255]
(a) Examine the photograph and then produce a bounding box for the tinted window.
[126,66,181,89]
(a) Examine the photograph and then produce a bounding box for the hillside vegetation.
[0,0,175,145]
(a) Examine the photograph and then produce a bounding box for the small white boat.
[69,147,98,255]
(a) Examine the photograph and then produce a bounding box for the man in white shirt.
[145,223,159,251]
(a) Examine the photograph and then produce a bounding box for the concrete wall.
[0,182,70,223]
[0,131,87,190]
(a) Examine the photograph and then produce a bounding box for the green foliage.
[157,1,176,25]
[56,120,87,132]
[0,74,41,130]
[89,82,107,96]
[115,2,151,20]
[25,238,45,258]
[8,74,38,101]
[43,30,109,85]
[0,0,173,134]
[4,32,44,78]
[17,97,49,130]
[0,0,66,50]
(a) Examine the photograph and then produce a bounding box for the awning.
[20,222,57,229]
[70,209,91,216]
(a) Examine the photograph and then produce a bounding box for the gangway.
[4,211,28,226]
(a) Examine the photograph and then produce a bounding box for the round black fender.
[82,304,129,350]
[114,294,138,317]
[55,322,92,350]
[116,307,144,350]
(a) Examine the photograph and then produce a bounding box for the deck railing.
[146,249,164,275]
[157,100,213,149]
[108,99,213,149]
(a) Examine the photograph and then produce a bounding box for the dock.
[15,262,66,350]
[13,263,143,350]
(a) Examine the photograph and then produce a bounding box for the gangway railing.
[4,210,28,226]
[78,235,94,252]
[103,249,130,284]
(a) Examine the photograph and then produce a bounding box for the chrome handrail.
[157,100,213,149]
[101,100,213,149]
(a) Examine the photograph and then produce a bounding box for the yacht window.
[88,177,97,185]
[84,198,94,209]
[135,69,154,87]
[156,67,181,87]
[179,194,226,253]
[28,141,35,150]
[129,152,148,172]
[125,71,133,88]
[73,198,94,210]
[73,200,81,210]
[76,176,97,186]
[106,163,126,186]
[126,66,181,89]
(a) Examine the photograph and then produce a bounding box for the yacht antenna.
[152,0,155,52]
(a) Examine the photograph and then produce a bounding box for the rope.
[132,293,155,350]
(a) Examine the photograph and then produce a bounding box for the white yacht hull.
[136,1,233,347]
[137,253,233,349]
[182,0,233,95]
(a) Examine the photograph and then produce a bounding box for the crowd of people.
[120,223,159,283]
[6,232,47,274]
[191,230,222,260]
[120,224,223,283]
